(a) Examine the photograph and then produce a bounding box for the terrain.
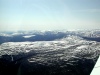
[0,29,100,75]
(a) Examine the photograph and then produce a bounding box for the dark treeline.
[82,37,100,42]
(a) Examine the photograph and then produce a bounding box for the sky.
[0,0,100,31]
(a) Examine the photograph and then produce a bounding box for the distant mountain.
[0,29,100,44]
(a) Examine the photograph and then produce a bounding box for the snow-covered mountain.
[0,29,100,44]
[0,33,100,75]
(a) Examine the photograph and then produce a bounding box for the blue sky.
[0,0,100,31]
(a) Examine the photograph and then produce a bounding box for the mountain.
[0,29,100,44]
[0,29,100,75]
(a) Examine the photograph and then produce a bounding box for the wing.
[90,56,100,75]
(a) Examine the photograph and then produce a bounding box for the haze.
[0,0,100,31]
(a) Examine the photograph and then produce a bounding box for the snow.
[23,35,35,38]
[77,45,88,49]
[0,35,100,59]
